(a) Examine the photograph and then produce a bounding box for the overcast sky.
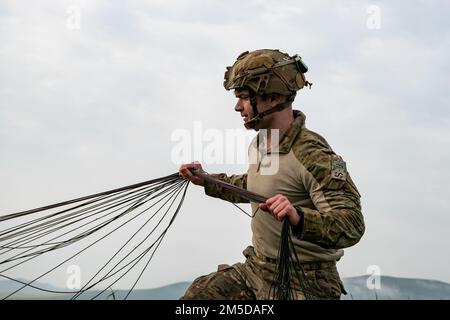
[1,0,449,292]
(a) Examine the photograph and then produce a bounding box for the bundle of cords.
[0,170,316,300]
[0,173,189,300]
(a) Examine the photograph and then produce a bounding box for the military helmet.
[223,49,309,97]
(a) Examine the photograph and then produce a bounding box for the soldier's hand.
[179,161,205,186]
[259,194,300,226]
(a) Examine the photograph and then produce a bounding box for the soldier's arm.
[292,141,365,249]
[204,173,250,203]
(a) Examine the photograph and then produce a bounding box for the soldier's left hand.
[259,194,300,226]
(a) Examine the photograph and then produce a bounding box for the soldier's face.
[234,89,254,125]
[234,89,277,130]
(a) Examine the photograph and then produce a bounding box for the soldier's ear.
[270,93,285,105]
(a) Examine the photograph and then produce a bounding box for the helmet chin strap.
[244,93,294,130]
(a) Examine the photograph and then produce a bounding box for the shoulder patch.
[331,155,347,181]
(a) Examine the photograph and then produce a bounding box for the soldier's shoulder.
[291,128,360,197]
[300,127,331,146]
[291,127,333,167]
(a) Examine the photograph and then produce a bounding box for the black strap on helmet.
[244,92,296,130]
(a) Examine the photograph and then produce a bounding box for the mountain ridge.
[1,275,449,300]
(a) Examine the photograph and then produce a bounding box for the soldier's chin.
[244,118,263,131]
[252,122,264,132]
[244,122,255,130]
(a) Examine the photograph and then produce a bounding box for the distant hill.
[0,278,60,294]
[1,276,449,300]
[342,275,450,300]
[0,280,192,300]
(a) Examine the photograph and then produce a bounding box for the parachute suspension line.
[269,219,292,300]
[0,177,182,268]
[74,180,189,300]
[0,173,188,300]
[268,219,316,300]
[0,173,181,222]
[287,226,315,300]
[0,184,165,254]
[230,203,261,218]
[124,181,189,300]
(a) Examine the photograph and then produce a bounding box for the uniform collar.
[278,110,306,153]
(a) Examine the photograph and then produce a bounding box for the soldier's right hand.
[179,162,205,186]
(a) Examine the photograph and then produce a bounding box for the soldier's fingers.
[180,162,202,171]
[278,206,294,221]
[266,196,282,209]
[181,167,205,186]
[192,161,203,170]
[185,161,202,171]
[179,165,191,177]
[268,197,287,213]
[179,166,188,174]
[179,167,187,177]
[276,209,289,221]
[180,168,195,180]
[271,201,287,216]
[265,194,283,206]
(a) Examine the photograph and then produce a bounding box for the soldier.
[179,49,365,300]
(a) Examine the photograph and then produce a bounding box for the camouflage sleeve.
[204,173,250,203]
[292,136,365,249]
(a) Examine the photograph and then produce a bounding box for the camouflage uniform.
[181,110,365,300]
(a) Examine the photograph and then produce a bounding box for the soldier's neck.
[265,109,294,149]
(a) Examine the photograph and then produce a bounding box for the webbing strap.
[191,170,267,203]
